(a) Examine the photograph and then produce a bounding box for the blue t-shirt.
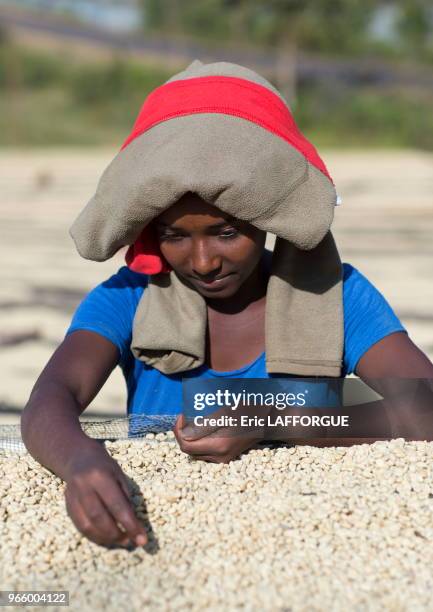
[65,260,406,416]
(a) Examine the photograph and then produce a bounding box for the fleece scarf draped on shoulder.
[69,59,344,377]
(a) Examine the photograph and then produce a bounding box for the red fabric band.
[123,75,333,275]
[121,76,331,181]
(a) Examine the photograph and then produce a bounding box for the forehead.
[155,193,234,227]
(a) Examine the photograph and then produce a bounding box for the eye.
[162,235,184,242]
[157,231,185,242]
[219,228,240,240]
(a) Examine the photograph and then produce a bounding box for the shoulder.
[341,260,402,320]
[341,262,390,306]
[100,265,149,291]
[70,265,149,318]
[85,265,149,308]
[65,266,149,368]
[342,261,369,288]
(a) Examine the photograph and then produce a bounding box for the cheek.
[231,234,266,268]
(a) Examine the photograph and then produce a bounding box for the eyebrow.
[155,220,236,230]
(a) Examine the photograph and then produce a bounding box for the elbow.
[20,398,34,450]
[20,385,42,449]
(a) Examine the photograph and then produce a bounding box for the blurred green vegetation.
[0,42,174,146]
[1,40,433,150]
[143,0,433,63]
[144,0,376,56]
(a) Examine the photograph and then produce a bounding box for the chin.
[195,282,241,299]
[199,289,237,299]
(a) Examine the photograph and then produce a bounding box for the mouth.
[191,273,234,291]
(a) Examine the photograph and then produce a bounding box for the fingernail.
[136,534,147,546]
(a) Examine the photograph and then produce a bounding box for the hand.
[63,442,148,549]
[173,413,263,463]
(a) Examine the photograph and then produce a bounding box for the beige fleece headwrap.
[69,60,344,377]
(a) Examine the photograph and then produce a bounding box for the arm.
[355,331,433,440]
[325,264,433,443]
[175,333,433,456]
[21,330,147,548]
[291,333,433,446]
[355,331,433,379]
[21,330,118,480]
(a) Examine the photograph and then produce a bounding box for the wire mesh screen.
[0,415,178,455]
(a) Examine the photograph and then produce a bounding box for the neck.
[206,255,268,315]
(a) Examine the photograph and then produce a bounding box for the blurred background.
[0,0,432,423]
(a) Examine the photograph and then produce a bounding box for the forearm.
[360,377,433,440]
[263,379,433,444]
[21,381,103,481]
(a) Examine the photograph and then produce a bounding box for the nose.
[190,238,222,278]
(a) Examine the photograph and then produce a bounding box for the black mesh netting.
[0,415,178,455]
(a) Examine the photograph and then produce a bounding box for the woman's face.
[154,193,266,299]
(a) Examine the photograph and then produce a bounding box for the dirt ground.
[0,148,432,424]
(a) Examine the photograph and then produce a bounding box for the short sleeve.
[65,266,148,368]
[342,263,407,375]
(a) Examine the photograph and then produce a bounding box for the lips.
[191,273,234,290]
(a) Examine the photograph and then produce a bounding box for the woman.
[20,61,433,549]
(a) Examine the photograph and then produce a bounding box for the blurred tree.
[141,0,377,105]
[0,25,9,46]
[144,0,231,42]
[396,0,431,57]
[0,27,23,142]
[144,0,165,30]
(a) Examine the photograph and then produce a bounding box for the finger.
[181,418,220,441]
[116,473,132,501]
[176,435,231,456]
[65,487,128,547]
[181,407,236,441]
[173,413,187,438]
[115,474,141,547]
[182,423,257,441]
[191,454,224,463]
[174,413,208,444]
[76,487,131,547]
[92,477,147,547]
